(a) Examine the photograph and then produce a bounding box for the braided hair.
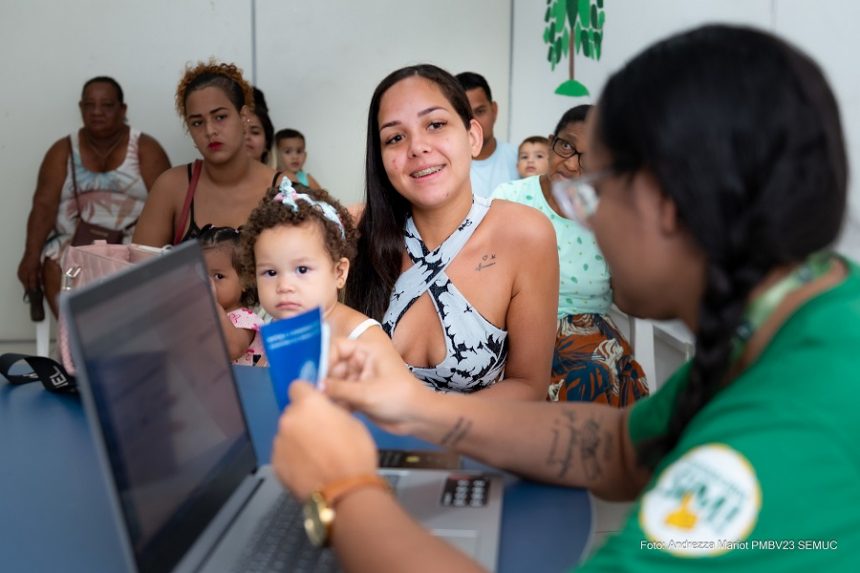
[596,25,847,468]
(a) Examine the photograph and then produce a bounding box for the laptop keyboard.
[232,493,341,573]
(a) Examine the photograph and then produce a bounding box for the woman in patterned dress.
[17,76,170,317]
[345,64,559,399]
[494,105,649,406]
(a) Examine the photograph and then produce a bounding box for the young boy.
[517,136,550,178]
[274,128,321,189]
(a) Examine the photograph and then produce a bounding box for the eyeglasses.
[551,137,586,168]
[551,169,617,228]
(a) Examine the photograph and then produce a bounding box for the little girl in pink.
[199,225,265,365]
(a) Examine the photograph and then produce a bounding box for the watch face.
[303,493,333,547]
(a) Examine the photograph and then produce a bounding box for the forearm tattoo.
[602,431,614,463]
[546,410,605,481]
[440,416,473,448]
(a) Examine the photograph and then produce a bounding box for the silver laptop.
[63,242,503,573]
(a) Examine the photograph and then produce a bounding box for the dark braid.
[596,25,847,469]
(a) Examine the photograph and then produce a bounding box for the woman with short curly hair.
[134,60,284,246]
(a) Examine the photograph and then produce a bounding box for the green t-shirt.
[578,258,860,571]
[492,176,612,316]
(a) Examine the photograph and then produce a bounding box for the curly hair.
[175,60,254,122]
[238,183,358,294]
[197,225,258,308]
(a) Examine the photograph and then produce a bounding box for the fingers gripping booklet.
[260,307,329,409]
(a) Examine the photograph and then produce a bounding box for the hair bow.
[273,178,345,238]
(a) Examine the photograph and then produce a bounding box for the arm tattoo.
[546,410,605,481]
[440,417,472,448]
[602,431,614,463]
[475,253,497,272]
[580,419,602,481]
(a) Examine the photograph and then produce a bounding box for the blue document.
[260,307,329,409]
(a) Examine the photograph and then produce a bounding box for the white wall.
[0,0,512,346]
[0,0,254,344]
[510,0,860,262]
[255,0,513,202]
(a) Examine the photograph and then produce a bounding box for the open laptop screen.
[66,244,257,573]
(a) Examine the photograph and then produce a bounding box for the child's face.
[517,142,550,178]
[254,222,348,319]
[276,137,307,174]
[244,113,267,162]
[203,246,244,311]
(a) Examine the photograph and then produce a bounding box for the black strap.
[0,353,76,393]
[69,135,82,221]
[272,171,282,187]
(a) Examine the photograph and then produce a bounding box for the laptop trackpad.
[432,529,479,556]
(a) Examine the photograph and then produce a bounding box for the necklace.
[82,128,126,162]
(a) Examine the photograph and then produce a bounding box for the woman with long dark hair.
[345,64,559,398]
[272,25,859,571]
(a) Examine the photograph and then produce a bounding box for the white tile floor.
[587,495,634,557]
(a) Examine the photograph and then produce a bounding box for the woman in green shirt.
[270,25,858,572]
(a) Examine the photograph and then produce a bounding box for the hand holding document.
[260,307,330,409]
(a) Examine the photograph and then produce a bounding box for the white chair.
[35,298,51,357]
[629,318,657,393]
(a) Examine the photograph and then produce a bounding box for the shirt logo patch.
[640,443,761,556]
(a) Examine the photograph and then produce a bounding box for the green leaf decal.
[578,0,590,24]
[581,30,591,57]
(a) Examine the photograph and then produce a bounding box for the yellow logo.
[639,444,761,556]
[665,493,698,531]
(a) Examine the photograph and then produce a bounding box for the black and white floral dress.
[383,196,508,393]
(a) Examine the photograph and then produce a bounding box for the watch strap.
[320,474,391,508]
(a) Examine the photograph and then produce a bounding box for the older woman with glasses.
[493,105,648,406]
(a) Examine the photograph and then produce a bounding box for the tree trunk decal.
[544,0,606,97]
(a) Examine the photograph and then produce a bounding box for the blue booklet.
[260,307,329,410]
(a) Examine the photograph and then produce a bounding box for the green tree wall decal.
[543,0,606,97]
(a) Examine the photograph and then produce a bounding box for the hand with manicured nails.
[272,381,377,499]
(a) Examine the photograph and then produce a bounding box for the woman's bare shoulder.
[149,165,192,198]
[487,199,555,245]
[43,135,73,163]
[253,161,279,186]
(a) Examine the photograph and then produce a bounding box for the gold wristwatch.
[303,474,391,547]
